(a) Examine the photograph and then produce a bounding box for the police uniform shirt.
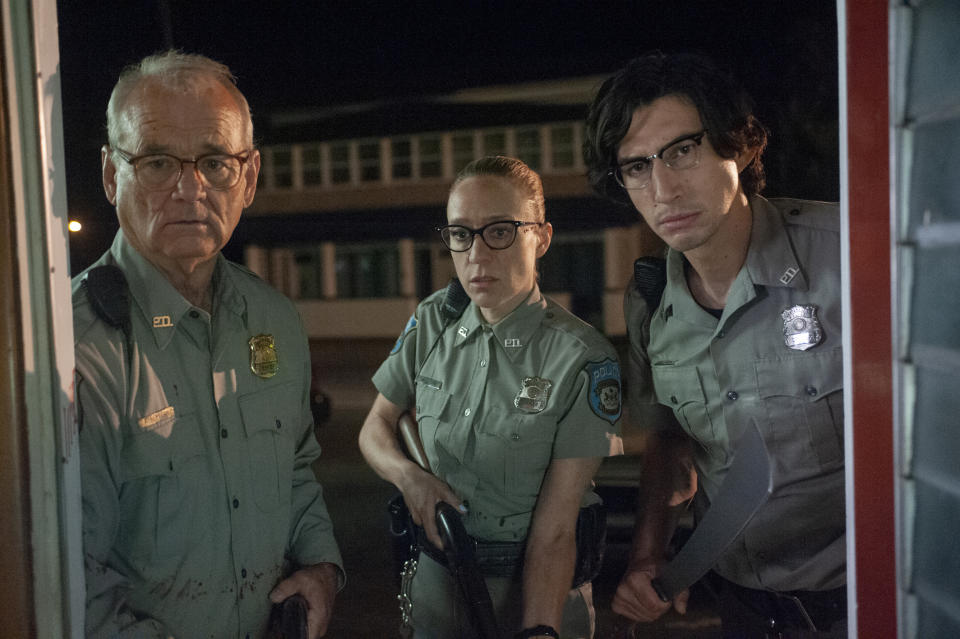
[625,196,845,592]
[74,231,344,639]
[374,285,623,542]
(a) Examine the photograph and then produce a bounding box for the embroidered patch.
[390,315,418,355]
[781,305,823,351]
[588,359,622,424]
[515,376,553,413]
[249,334,279,378]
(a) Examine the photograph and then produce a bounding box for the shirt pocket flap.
[121,413,202,481]
[651,364,706,406]
[239,381,299,438]
[756,349,843,401]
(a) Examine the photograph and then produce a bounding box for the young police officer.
[585,52,846,637]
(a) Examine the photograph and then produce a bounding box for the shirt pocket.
[756,348,844,470]
[240,381,300,513]
[119,412,204,560]
[476,406,556,502]
[651,364,716,448]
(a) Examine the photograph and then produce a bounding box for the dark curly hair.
[584,51,768,201]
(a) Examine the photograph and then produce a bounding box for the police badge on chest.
[515,377,552,413]
[781,305,823,351]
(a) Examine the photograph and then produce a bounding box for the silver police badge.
[514,377,552,413]
[249,334,279,378]
[781,305,823,351]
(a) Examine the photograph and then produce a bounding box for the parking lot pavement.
[314,407,721,638]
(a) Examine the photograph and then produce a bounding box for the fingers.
[674,588,690,615]
[269,565,338,639]
[611,568,673,622]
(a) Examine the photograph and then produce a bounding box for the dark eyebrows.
[617,130,704,166]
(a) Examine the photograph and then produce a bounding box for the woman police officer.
[359,156,623,638]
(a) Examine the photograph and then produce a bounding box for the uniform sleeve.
[551,342,623,459]
[371,309,422,409]
[76,336,174,639]
[623,286,683,434]
[286,319,345,584]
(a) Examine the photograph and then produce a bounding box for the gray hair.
[452,156,546,222]
[106,50,253,148]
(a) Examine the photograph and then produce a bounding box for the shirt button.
[670,395,678,404]
[276,419,282,429]
[221,428,228,439]
[232,498,240,509]
[464,408,471,417]
[241,568,247,578]
[806,385,819,396]
[511,433,520,441]
[726,390,739,401]
[189,310,200,318]
[480,359,487,367]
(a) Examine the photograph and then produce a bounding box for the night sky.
[56,0,839,273]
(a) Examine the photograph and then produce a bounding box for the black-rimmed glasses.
[437,220,542,252]
[112,148,252,191]
[610,130,708,190]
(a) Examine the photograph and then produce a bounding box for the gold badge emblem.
[249,334,279,378]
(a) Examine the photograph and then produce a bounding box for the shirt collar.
[110,231,245,350]
[744,195,809,291]
[451,285,546,359]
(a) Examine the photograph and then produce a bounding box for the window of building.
[538,236,604,326]
[335,243,400,298]
[272,147,293,188]
[452,134,475,173]
[515,128,541,170]
[330,142,351,184]
[392,138,413,180]
[551,125,576,170]
[359,139,381,182]
[483,130,507,157]
[419,136,443,178]
[302,145,323,186]
[293,247,324,298]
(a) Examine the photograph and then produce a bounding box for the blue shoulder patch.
[389,314,418,355]
[587,358,622,424]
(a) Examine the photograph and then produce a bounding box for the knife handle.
[651,577,670,603]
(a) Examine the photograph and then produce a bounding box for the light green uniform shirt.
[374,285,623,541]
[625,196,845,591]
[74,231,343,639]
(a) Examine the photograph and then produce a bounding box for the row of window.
[260,122,585,190]
[291,235,604,326]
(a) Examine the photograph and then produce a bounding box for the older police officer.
[74,51,343,638]
[359,157,623,639]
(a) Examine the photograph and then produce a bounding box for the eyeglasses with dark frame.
[610,130,708,190]
[112,148,253,191]
[437,220,543,252]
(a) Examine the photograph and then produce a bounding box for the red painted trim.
[845,0,897,635]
